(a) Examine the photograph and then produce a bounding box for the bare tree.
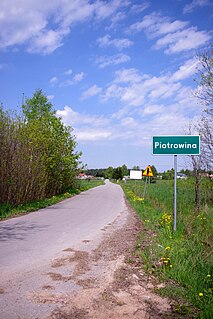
[195,46,213,172]
[195,46,213,106]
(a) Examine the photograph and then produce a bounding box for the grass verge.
[121,178,213,319]
[0,179,104,220]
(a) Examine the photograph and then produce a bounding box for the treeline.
[0,90,81,206]
[85,165,158,179]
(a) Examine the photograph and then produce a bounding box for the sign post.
[174,155,177,231]
[142,165,154,197]
[152,135,200,231]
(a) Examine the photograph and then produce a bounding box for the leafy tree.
[132,165,140,171]
[0,89,81,205]
[105,166,114,179]
[151,165,157,176]
[121,164,129,176]
[113,167,123,180]
[162,169,174,180]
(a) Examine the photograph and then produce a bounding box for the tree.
[105,166,114,179]
[113,167,123,180]
[0,89,82,206]
[132,165,140,171]
[195,46,213,106]
[151,165,157,176]
[189,46,213,211]
[121,164,129,176]
[194,46,213,171]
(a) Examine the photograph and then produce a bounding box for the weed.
[121,178,213,318]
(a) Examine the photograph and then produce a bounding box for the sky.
[0,0,212,172]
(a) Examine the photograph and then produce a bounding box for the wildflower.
[207,274,211,278]
[165,246,171,250]
[199,293,203,297]
[170,265,173,268]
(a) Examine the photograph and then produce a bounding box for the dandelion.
[199,293,203,297]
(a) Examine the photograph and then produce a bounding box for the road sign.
[153,135,200,155]
[130,170,142,180]
[143,165,154,177]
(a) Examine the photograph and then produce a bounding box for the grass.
[121,178,213,319]
[0,179,104,220]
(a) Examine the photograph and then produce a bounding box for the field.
[0,179,104,220]
[121,178,213,319]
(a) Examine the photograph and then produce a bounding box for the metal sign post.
[174,155,177,231]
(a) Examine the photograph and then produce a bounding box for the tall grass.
[121,178,213,318]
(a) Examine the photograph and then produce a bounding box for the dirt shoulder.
[31,201,176,319]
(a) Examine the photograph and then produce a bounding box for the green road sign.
[153,135,200,155]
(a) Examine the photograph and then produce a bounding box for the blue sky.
[0,0,212,171]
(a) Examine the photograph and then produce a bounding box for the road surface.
[0,180,129,318]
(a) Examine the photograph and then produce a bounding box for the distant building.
[177,173,187,179]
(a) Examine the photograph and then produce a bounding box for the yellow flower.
[170,265,173,268]
[207,274,211,278]
[165,246,171,250]
[199,293,203,297]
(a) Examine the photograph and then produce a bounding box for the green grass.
[0,179,104,220]
[121,178,213,319]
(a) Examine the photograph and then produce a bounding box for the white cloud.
[56,105,108,127]
[101,56,202,108]
[183,0,212,14]
[129,12,211,54]
[97,34,133,50]
[95,53,130,68]
[114,68,146,83]
[130,2,150,13]
[142,104,164,115]
[106,11,126,30]
[76,129,112,141]
[49,76,58,85]
[154,27,211,54]
[47,95,54,100]
[73,72,85,82]
[171,58,199,81]
[0,0,128,54]
[94,0,129,20]
[60,72,85,86]
[81,85,102,99]
[64,69,72,75]
[129,12,188,36]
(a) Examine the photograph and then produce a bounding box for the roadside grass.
[0,179,104,220]
[121,178,213,319]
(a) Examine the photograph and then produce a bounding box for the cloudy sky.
[0,0,212,171]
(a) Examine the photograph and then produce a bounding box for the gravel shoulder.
[41,201,174,319]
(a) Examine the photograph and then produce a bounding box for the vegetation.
[0,90,82,207]
[85,164,157,180]
[188,45,213,211]
[121,178,213,319]
[0,179,104,220]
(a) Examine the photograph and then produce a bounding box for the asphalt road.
[0,180,128,319]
